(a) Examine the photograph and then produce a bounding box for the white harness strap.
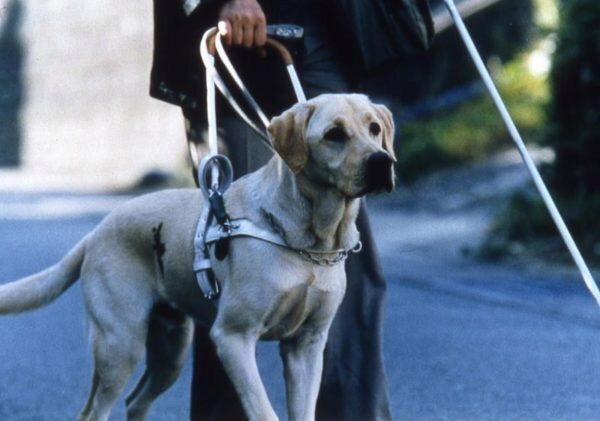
[193,28,229,299]
[205,219,289,248]
[196,216,362,267]
[192,27,359,299]
[193,27,285,299]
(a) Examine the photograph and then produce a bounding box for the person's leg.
[190,329,247,421]
[315,204,392,421]
[219,115,273,179]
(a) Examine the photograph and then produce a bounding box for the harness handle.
[206,27,306,108]
[196,26,306,194]
[206,35,294,66]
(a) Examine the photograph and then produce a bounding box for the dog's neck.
[259,157,361,251]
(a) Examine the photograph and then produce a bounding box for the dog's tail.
[0,237,87,314]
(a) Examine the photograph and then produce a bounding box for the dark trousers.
[186,23,392,421]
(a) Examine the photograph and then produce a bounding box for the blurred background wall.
[0,0,186,191]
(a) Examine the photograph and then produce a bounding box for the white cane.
[443,0,600,306]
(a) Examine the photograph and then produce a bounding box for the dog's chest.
[260,285,315,340]
[259,270,344,341]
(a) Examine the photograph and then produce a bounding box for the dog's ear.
[268,103,316,174]
[374,104,397,162]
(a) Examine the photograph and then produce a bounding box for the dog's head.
[268,93,396,198]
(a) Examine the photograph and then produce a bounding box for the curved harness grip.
[266,38,294,65]
[207,30,306,104]
[205,34,294,66]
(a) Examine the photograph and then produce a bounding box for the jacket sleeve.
[151,0,224,109]
[183,0,226,15]
[183,0,201,15]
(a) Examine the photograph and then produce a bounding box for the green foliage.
[480,190,560,261]
[392,0,600,265]
[480,189,600,264]
[543,0,600,196]
[480,0,600,266]
[396,57,548,183]
[534,0,559,34]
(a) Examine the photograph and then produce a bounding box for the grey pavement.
[1,154,600,420]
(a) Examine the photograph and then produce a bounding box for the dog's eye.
[324,127,348,143]
[369,122,382,137]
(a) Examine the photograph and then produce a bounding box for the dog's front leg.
[210,326,278,421]
[280,328,328,421]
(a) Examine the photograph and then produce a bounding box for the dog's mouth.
[351,181,393,198]
[305,152,395,199]
[343,153,395,198]
[360,151,395,195]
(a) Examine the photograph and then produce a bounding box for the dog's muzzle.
[364,152,395,193]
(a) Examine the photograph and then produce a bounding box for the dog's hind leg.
[78,369,99,421]
[78,266,154,421]
[78,316,148,421]
[125,303,194,421]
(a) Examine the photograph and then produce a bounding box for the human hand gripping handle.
[218,0,267,48]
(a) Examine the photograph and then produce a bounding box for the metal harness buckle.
[193,154,234,300]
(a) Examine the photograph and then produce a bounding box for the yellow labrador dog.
[0,94,395,421]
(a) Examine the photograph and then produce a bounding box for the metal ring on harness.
[198,154,234,198]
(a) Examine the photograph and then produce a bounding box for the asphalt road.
[1,188,600,420]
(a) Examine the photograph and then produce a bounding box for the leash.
[443,0,600,307]
[192,26,342,300]
[198,26,307,150]
[214,25,306,106]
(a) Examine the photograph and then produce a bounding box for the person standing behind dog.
[150,0,433,419]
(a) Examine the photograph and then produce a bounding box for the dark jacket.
[150,0,433,111]
[336,0,434,72]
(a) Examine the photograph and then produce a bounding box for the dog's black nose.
[365,152,395,193]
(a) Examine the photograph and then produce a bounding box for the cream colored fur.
[0,94,395,421]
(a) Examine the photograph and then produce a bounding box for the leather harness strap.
[193,214,362,299]
[192,27,361,301]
